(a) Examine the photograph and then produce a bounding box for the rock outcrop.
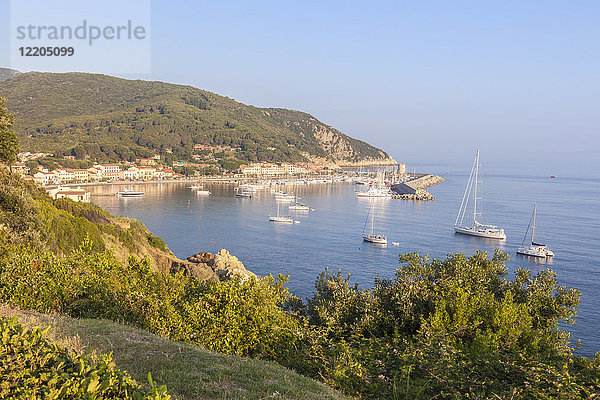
[186,249,257,282]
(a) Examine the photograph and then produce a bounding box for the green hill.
[0,70,394,165]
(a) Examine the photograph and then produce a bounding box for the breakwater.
[391,175,445,200]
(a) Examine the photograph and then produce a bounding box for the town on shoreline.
[9,151,444,202]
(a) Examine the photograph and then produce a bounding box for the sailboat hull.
[363,235,387,244]
[454,226,506,240]
[269,216,293,223]
[516,247,553,258]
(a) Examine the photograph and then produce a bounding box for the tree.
[0,97,19,166]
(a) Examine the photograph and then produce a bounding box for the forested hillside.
[0,71,394,165]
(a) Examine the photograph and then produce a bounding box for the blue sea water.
[91,167,600,356]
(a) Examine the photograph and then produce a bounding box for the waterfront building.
[158,168,174,178]
[53,168,75,183]
[137,166,157,180]
[33,171,59,186]
[72,169,89,182]
[241,162,309,176]
[47,186,91,203]
[123,167,140,181]
[87,167,103,181]
[93,164,121,181]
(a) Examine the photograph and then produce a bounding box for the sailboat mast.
[531,203,537,244]
[370,201,374,235]
[473,150,479,226]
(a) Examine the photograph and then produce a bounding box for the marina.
[89,167,600,356]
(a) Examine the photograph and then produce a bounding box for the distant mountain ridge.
[0,68,19,83]
[0,70,395,165]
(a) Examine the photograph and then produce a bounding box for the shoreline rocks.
[164,249,256,282]
[187,249,257,282]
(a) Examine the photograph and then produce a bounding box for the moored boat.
[454,150,506,240]
[117,189,144,197]
[288,202,310,211]
[516,204,554,258]
[362,200,387,244]
[269,202,293,223]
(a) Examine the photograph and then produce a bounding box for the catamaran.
[454,150,506,240]
[517,203,554,258]
[362,200,387,244]
[269,202,293,223]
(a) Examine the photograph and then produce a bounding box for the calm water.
[91,168,600,356]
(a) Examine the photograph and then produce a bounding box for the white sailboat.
[288,202,310,211]
[454,150,506,240]
[362,200,387,244]
[269,202,293,223]
[517,203,554,258]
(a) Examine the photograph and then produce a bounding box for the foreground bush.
[0,317,170,399]
[298,251,600,399]
[0,240,305,363]
[2,229,600,398]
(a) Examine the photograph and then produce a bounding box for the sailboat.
[288,202,310,211]
[269,202,293,223]
[517,204,554,258]
[454,150,506,240]
[356,171,392,198]
[362,200,387,244]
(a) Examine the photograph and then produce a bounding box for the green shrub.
[0,316,171,399]
[146,234,167,252]
[298,251,600,399]
[0,240,306,364]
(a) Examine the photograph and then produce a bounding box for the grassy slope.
[0,71,390,163]
[0,304,345,400]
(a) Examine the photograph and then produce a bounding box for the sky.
[1,0,599,177]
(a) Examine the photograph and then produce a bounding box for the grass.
[0,304,346,400]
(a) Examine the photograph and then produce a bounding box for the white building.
[53,168,75,183]
[72,169,89,182]
[241,162,308,176]
[93,164,121,181]
[87,167,103,181]
[33,171,60,186]
[123,167,140,181]
[137,166,156,180]
[47,186,91,203]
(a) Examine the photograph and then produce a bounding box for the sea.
[90,165,600,356]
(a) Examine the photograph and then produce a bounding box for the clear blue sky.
[1,0,598,177]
